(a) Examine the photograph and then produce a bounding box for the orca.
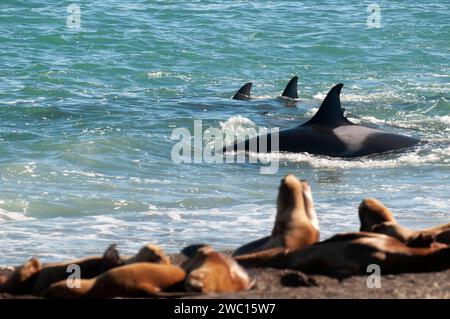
[231,76,299,101]
[225,83,420,157]
[232,82,253,100]
[281,76,298,99]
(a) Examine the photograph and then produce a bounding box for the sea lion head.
[274,175,319,241]
[277,174,304,215]
[274,174,307,235]
[17,258,41,284]
[128,244,170,265]
[0,257,41,294]
[358,198,396,231]
[183,246,254,293]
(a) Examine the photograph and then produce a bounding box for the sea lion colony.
[1,174,449,298]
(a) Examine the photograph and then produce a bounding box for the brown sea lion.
[0,258,41,295]
[0,245,119,296]
[28,244,122,295]
[43,263,186,299]
[182,246,254,293]
[359,198,450,246]
[0,243,171,296]
[122,244,171,265]
[257,232,450,276]
[233,175,319,262]
[358,198,396,231]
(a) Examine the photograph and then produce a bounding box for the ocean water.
[0,1,449,264]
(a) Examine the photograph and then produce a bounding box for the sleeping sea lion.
[122,244,171,265]
[0,258,41,295]
[233,174,319,266]
[256,232,450,276]
[0,243,170,296]
[0,245,120,296]
[43,263,186,299]
[29,244,122,295]
[182,246,254,293]
[359,198,450,246]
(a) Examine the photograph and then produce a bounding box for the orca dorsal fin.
[305,83,352,127]
[232,82,252,100]
[281,76,298,99]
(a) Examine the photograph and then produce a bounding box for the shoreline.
[1,253,449,299]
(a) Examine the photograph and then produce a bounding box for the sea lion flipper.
[101,244,123,271]
[234,247,287,268]
[233,236,271,256]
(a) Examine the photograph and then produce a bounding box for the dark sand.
[1,253,449,299]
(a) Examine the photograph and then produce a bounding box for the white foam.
[422,97,450,114]
[147,71,164,78]
[347,113,450,130]
[218,115,260,145]
[61,170,106,178]
[313,90,418,104]
[113,200,128,210]
[167,212,182,221]
[21,162,37,175]
[305,107,319,117]
[0,208,32,223]
[250,145,450,169]
[1,99,36,105]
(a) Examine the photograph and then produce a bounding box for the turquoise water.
[0,1,449,264]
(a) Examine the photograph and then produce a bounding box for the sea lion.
[359,198,450,246]
[0,243,171,296]
[43,263,186,299]
[0,245,119,295]
[358,198,396,231]
[257,232,450,276]
[0,258,41,295]
[31,243,172,295]
[182,246,254,293]
[122,244,171,265]
[233,175,319,264]
[27,244,122,295]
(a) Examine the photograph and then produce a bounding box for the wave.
[0,207,32,223]
[251,146,450,169]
